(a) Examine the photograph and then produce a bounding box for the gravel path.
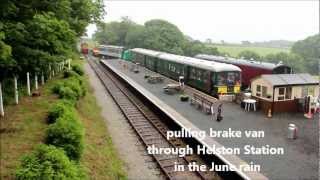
[84,62,162,180]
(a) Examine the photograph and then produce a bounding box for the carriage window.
[198,70,202,81]
[190,68,196,79]
[203,71,209,83]
[169,64,176,72]
[217,73,227,86]
[234,72,241,85]
[227,72,235,84]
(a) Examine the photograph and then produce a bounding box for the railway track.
[87,58,221,180]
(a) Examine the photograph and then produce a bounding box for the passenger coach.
[97,45,124,59]
[195,54,292,89]
[129,48,242,97]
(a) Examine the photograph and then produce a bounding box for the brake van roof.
[195,54,288,70]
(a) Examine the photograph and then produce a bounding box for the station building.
[250,73,319,114]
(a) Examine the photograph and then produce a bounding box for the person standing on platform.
[179,76,185,89]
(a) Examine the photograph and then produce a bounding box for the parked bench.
[190,93,223,121]
[147,76,164,84]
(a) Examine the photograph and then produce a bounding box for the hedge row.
[16,144,86,180]
[52,66,86,103]
[16,65,87,179]
[45,100,84,160]
[47,66,85,160]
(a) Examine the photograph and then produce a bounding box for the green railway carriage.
[130,48,161,68]
[122,50,132,61]
[131,50,146,65]
[129,48,242,97]
[145,56,158,71]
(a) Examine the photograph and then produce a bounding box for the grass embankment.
[0,59,126,179]
[212,44,289,57]
[79,72,126,179]
[0,79,56,179]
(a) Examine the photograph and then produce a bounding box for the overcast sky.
[86,1,319,43]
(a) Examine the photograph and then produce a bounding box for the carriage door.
[204,70,211,93]
[211,73,218,95]
[227,72,235,93]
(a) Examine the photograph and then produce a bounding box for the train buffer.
[190,93,223,121]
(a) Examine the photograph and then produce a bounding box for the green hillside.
[212,44,290,57]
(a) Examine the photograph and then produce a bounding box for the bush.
[58,87,78,102]
[51,82,64,94]
[64,70,80,78]
[51,75,86,102]
[45,115,84,161]
[15,144,86,180]
[47,100,75,124]
[63,78,86,98]
[72,65,84,76]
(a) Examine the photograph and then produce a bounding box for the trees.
[291,34,320,74]
[183,40,205,56]
[263,34,320,74]
[264,52,304,72]
[205,38,213,44]
[125,24,146,48]
[238,50,261,60]
[183,40,219,57]
[94,17,139,46]
[0,0,104,111]
[143,19,185,54]
[94,18,221,57]
[241,41,251,46]
[1,0,104,76]
[0,25,14,82]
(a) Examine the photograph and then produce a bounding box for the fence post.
[27,72,31,96]
[41,72,45,85]
[35,73,38,90]
[0,82,4,117]
[14,76,19,105]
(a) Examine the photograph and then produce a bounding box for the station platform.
[100,59,318,180]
